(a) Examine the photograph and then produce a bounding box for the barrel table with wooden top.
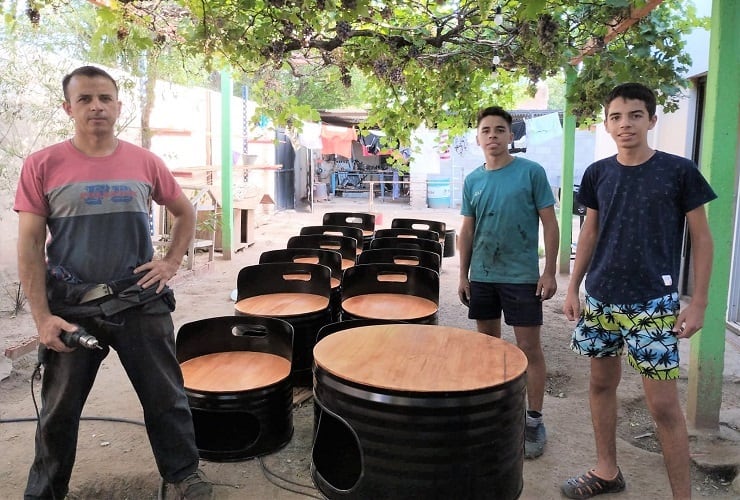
[235,293,330,386]
[311,324,528,500]
[176,316,294,461]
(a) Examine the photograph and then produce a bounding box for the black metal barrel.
[311,324,527,500]
[176,316,294,462]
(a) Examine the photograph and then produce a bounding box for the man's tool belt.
[46,273,175,320]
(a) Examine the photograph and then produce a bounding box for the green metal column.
[220,69,233,260]
[686,0,739,429]
[558,66,577,274]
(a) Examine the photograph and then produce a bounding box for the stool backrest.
[287,234,357,265]
[369,237,443,260]
[300,225,363,249]
[341,263,439,305]
[391,218,446,240]
[322,212,375,233]
[176,315,294,363]
[358,248,440,273]
[374,228,439,242]
[259,248,342,284]
[236,262,332,302]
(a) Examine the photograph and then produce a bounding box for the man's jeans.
[24,311,199,499]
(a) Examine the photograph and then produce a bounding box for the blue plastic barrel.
[426,177,451,208]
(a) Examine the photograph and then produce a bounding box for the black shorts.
[468,281,543,327]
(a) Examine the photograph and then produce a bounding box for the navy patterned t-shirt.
[579,151,716,303]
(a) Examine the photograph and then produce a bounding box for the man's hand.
[672,301,707,339]
[563,290,582,321]
[458,278,471,306]
[134,258,180,293]
[37,315,79,352]
[536,273,557,301]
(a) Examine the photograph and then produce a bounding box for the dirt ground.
[1,198,739,499]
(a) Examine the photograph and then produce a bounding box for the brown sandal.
[561,468,626,499]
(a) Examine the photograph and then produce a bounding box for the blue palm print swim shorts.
[571,293,681,380]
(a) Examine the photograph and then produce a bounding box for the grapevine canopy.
[7,0,702,142]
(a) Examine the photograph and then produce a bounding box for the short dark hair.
[604,83,656,118]
[62,66,119,102]
[476,106,513,129]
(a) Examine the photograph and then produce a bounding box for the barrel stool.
[176,316,294,461]
[235,262,332,387]
[259,248,343,322]
[340,263,439,325]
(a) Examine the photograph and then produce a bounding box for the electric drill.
[37,327,102,367]
[60,327,102,350]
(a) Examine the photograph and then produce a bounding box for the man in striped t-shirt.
[15,66,212,499]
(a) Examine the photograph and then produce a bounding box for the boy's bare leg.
[590,356,622,480]
[643,377,691,499]
[513,325,545,412]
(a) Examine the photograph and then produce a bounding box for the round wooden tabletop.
[235,292,330,316]
[313,324,527,392]
[181,351,291,392]
[341,293,437,320]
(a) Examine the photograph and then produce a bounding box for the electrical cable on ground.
[258,456,322,499]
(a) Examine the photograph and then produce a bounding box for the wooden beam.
[570,0,664,65]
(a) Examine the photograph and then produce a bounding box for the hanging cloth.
[321,124,357,159]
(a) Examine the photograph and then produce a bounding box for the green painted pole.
[220,70,233,260]
[558,66,577,274]
[686,0,739,430]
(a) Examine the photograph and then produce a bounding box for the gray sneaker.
[524,421,546,459]
[173,469,214,500]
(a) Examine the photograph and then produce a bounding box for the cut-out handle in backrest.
[293,256,320,264]
[282,272,311,281]
[231,324,269,338]
[411,223,432,231]
[377,271,408,283]
[344,216,363,225]
[393,255,420,266]
[320,243,341,251]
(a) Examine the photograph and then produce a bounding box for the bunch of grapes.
[536,14,559,56]
[316,0,326,9]
[389,67,404,85]
[526,62,543,82]
[267,40,286,61]
[336,21,352,42]
[342,0,357,9]
[407,46,421,60]
[340,67,352,88]
[282,21,295,38]
[372,57,390,79]
[26,6,40,25]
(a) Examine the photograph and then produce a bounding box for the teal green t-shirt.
[460,157,555,283]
